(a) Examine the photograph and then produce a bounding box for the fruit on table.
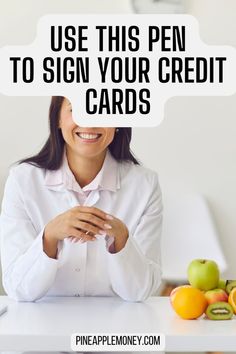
[187,259,219,291]
[228,288,236,314]
[226,280,236,295]
[171,286,208,319]
[205,302,233,320]
[169,259,236,321]
[218,279,226,290]
[204,289,228,305]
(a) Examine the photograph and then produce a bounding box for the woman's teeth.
[77,133,101,140]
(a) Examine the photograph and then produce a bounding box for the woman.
[0,96,163,303]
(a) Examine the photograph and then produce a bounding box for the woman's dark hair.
[20,96,139,169]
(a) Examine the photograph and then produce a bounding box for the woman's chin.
[73,146,106,159]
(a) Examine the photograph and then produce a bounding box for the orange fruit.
[171,286,208,319]
[228,288,236,314]
[170,285,191,304]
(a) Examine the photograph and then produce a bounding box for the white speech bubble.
[0,14,235,127]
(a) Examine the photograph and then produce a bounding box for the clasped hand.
[44,206,129,253]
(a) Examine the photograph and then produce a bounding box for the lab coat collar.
[44,149,120,192]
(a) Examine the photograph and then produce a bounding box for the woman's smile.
[58,98,115,157]
[75,131,102,143]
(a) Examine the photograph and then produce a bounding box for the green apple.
[226,280,236,294]
[187,259,220,291]
[218,279,226,290]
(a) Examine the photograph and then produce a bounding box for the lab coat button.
[75,268,80,272]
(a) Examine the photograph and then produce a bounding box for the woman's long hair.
[20,96,139,169]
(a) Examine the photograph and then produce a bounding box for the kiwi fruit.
[226,280,236,294]
[206,302,233,320]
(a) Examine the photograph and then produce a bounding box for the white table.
[0,296,236,352]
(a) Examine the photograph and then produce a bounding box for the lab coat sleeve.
[0,169,59,302]
[107,173,163,302]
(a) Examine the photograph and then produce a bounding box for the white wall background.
[0,0,236,295]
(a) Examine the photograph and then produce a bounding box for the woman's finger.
[68,227,96,241]
[75,213,112,231]
[72,206,108,220]
[82,231,97,242]
[74,220,106,236]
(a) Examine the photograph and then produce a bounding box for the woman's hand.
[68,213,129,252]
[43,206,129,258]
[43,206,112,258]
[104,215,129,253]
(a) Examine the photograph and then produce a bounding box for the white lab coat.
[0,157,162,303]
